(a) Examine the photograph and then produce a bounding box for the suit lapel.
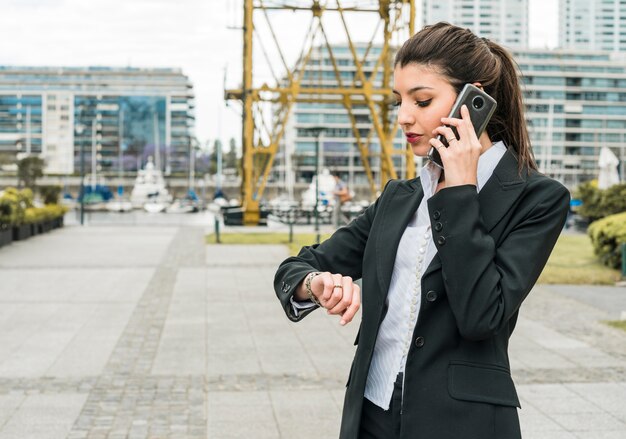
[478,147,528,232]
[422,148,527,280]
[375,179,423,304]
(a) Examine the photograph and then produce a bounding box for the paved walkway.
[0,223,624,438]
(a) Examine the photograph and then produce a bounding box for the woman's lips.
[405,133,423,144]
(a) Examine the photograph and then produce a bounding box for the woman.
[274,22,570,439]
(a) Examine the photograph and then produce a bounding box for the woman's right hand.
[305,272,361,326]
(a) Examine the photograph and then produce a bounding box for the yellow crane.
[225,0,416,225]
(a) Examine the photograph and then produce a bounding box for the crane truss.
[225,0,416,225]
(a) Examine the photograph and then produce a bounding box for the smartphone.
[427,83,497,168]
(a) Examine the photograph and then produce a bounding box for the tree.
[17,156,44,189]
[226,137,239,176]
[210,139,222,175]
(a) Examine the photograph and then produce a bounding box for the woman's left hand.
[430,105,481,188]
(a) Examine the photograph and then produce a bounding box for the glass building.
[560,0,626,52]
[0,66,194,175]
[516,49,626,186]
[278,45,626,191]
[422,0,529,48]
[274,45,408,190]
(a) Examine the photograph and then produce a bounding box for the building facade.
[422,0,529,48]
[516,49,626,187]
[273,45,409,192]
[560,0,626,52]
[277,45,626,193]
[0,66,194,175]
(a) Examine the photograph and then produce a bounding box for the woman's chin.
[410,142,431,157]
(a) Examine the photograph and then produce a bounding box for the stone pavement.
[0,222,624,438]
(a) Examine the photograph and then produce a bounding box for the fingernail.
[340,320,346,326]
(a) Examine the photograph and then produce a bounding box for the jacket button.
[433,211,441,220]
[434,222,443,232]
[415,336,425,348]
[426,290,438,302]
[437,236,446,246]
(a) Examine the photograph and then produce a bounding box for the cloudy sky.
[0,0,558,151]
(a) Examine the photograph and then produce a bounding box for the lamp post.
[75,107,86,225]
[306,126,326,245]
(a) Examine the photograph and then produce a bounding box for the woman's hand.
[429,105,482,188]
[310,272,361,326]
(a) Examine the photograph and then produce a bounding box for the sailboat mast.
[153,110,161,171]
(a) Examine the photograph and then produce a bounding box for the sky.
[0,0,559,152]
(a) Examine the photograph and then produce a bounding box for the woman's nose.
[396,103,414,127]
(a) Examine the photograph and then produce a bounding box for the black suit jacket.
[274,148,570,439]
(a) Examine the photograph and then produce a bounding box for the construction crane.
[225,0,416,225]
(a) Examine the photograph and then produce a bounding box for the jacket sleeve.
[427,181,570,341]
[274,181,392,322]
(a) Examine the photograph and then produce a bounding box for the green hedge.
[575,181,626,222]
[588,211,626,269]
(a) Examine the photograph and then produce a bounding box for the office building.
[274,44,408,190]
[278,45,626,191]
[0,66,194,175]
[422,0,529,48]
[560,0,626,52]
[516,48,626,186]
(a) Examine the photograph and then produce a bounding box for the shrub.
[39,185,62,205]
[574,181,626,222]
[588,211,626,269]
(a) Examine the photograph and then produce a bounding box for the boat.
[106,198,133,213]
[130,156,172,209]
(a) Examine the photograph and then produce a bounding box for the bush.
[588,211,626,269]
[39,185,62,205]
[0,187,67,228]
[575,181,626,222]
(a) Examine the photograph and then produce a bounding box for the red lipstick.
[405,132,423,144]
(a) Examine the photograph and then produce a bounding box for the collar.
[419,140,507,196]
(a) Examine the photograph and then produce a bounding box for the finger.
[328,276,353,315]
[431,126,457,144]
[460,105,479,144]
[340,283,361,326]
[429,137,448,158]
[324,273,344,310]
[319,272,335,303]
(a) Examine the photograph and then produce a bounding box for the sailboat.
[130,111,172,212]
[107,110,132,212]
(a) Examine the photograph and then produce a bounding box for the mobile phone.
[427,84,497,169]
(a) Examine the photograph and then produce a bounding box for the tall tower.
[422,0,529,48]
[560,0,626,52]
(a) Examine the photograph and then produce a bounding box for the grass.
[537,234,622,285]
[206,231,622,285]
[205,232,332,256]
[605,320,626,332]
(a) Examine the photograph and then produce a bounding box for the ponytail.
[483,39,537,172]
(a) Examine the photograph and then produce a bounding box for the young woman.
[274,22,570,439]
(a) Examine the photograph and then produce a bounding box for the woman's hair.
[395,22,537,172]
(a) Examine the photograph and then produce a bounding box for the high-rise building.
[516,49,626,186]
[0,66,194,175]
[277,45,626,192]
[560,0,626,52]
[273,45,409,193]
[422,0,529,48]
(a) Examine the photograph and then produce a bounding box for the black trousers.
[359,373,403,439]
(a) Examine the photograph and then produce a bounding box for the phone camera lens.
[472,96,484,110]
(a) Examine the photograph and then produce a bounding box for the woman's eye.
[392,101,401,107]
[416,99,432,107]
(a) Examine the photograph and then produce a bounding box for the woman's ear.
[472,82,484,91]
